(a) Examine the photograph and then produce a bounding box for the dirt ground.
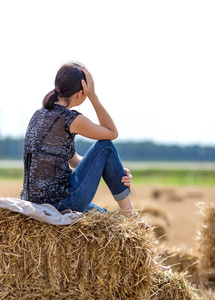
[1,179,215,250]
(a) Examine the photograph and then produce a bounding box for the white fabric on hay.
[0,197,82,225]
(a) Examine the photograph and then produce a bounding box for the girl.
[21,62,142,220]
[21,61,171,271]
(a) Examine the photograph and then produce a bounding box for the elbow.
[111,129,118,140]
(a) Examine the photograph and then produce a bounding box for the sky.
[0,0,214,146]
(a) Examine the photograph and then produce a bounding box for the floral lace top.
[21,104,81,204]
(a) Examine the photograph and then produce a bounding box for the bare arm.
[68,152,83,168]
[70,67,118,140]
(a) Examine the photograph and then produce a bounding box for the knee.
[96,140,115,151]
[91,140,118,156]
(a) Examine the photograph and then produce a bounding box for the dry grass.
[160,246,199,285]
[197,203,215,289]
[0,207,198,300]
[151,271,199,300]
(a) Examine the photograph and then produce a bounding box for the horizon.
[0,135,215,148]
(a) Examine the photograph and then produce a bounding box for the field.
[0,162,215,249]
[0,163,215,298]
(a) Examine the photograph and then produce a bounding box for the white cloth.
[0,196,83,225]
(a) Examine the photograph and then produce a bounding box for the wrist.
[89,94,99,103]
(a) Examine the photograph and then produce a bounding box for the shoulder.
[64,109,82,134]
[65,109,82,120]
[28,108,45,123]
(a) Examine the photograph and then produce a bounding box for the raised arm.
[69,67,118,140]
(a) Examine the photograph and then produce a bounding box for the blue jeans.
[53,140,130,213]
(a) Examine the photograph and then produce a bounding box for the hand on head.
[81,67,96,100]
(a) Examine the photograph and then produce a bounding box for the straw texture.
[151,271,199,300]
[160,246,199,285]
[0,208,198,299]
[197,203,215,289]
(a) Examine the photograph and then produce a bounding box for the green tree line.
[0,137,215,161]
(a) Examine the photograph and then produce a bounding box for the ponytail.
[42,90,59,110]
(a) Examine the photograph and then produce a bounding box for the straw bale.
[151,187,175,200]
[151,271,199,300]
[160,246,199,285]
[0,208,159,299]
[139,207,169,242]
[0,207,200,299]
[197,203,215,289]
[166,192,183,202]
[200,289,215,300]
[140,206,170,226]
[186,191,203,199]
[153,219,168,242]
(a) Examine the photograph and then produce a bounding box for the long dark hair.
[43,62,86,110]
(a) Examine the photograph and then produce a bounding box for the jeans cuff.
[113,188,131,201]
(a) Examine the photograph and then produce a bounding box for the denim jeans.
[53,140,130,213]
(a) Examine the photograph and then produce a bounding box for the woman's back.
[21,104,81,204]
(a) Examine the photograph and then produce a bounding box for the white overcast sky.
[0,0,214,146]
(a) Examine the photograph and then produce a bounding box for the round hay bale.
[200,289,215,300]
[140,206,170,226]
[151,187,175,200]
[166,192,183,202]
[0,208,159,300]
[139,207,169,242]
[160,246,199,285]
[151,271,199,300]
[151,188,161,199]
[197,203,215,289]
[153,220,168,242]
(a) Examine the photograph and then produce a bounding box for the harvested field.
[0,179,215,299]
[0,180,215,248]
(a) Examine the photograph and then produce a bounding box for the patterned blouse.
[21,104,81,204]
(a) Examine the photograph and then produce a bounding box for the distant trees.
[114,141,215,162]
[0,137,24,160]
[0,137,214,162]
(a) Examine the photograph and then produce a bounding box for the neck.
[55,98,72,109]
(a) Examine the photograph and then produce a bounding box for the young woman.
[21,62,142,220]
[21,62,137,215]
[21,61,171,271]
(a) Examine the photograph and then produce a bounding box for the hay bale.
[140,206,170,226]
[153,219,168,242]
[200,289,215,300]
[160,246,199,285]
[151,187,174,200]
[186,191,203,199]
[197,203,215,289]
[151,187,184,202]
[0,208,159,299]
[139,206,169,242]
[166,192,183,202]
[0,208,199,299]
[151,271,199,300]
